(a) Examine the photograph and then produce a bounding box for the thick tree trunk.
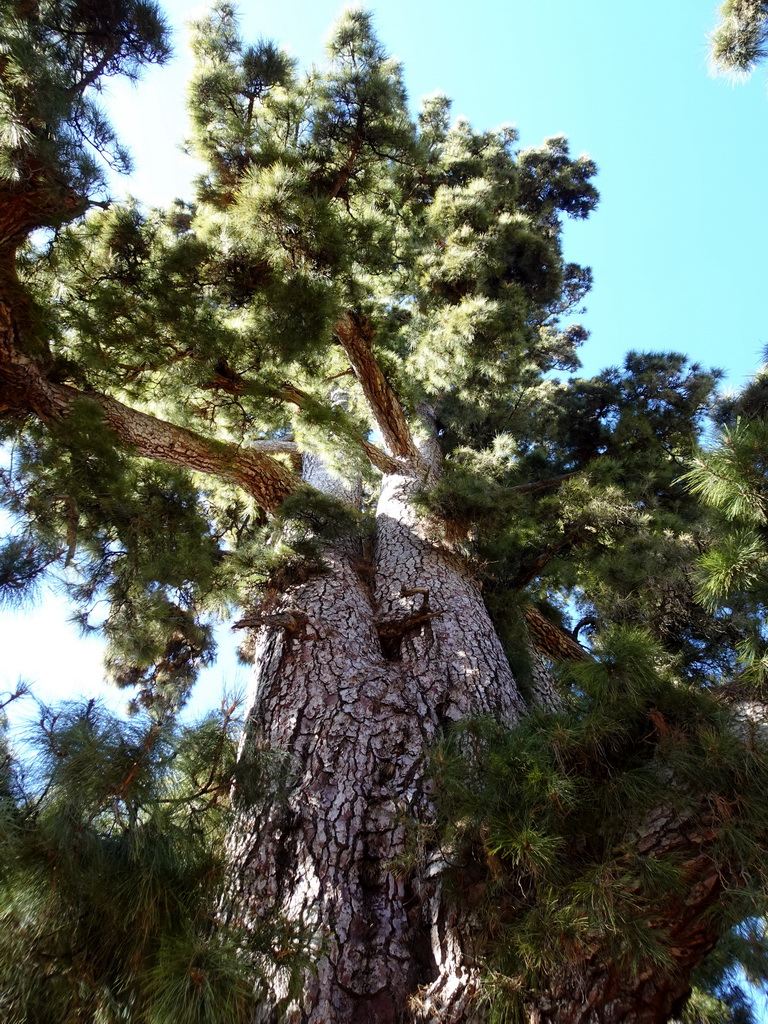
[226,466,524,1023]
[225,469,727,1024]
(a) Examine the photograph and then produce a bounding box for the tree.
[684,363,768,685]
[2,3,768,1022]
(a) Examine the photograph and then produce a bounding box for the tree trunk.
[225,463,525,1023]
[223,463,726,1024]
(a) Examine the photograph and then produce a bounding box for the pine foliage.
[682,373,768,686]
[0,0,169,207]
[1,0,606,700]
[431,627,768,1017]
[0,695,308,1024]
[709,1,768,78]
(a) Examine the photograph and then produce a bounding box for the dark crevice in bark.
[379,632,403,661]
[225,467,524,1022]
[223,464,734,1024]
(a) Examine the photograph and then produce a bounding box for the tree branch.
[334,312,420,463]
[200,364,403,474]
[509,470,580,495]
[510,529,585,590]
[523,605,589,662]
[0,303,299,512]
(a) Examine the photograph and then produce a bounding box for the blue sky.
[3,1,768,713]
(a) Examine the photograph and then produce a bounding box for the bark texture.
[226,462,524,1024]
[225,466,733,1024]
[1,268,735,1020]
[525,822,724,1024]
[0,50,735,1023]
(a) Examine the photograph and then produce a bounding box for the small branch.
[105,723,162,809]
[0,683,29,712]
[359,437,403,475]
[509,470,581,495]
[323,368,356,384]
[511,530,585,590]
[378,587,444,637]
[572,616,599,641]
[53,494,79,565]
[64,51,114,100]
[233,609,308,632]
[329,119,364,201]
[205,372,402,474]
[377,608,446,638]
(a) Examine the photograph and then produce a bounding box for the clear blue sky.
[3,2,768,710]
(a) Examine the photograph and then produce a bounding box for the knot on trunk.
[376,586,445,661]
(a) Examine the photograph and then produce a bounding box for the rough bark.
[226,460,524,1024]
[225,470,734,1024]
[526,821,724,1024]
[0,233,737,1024]
[0,273,735,1021]
[334,313,421,465]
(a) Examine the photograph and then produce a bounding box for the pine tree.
[0,693,309,1024]
[2,4,768,1022]
[709,1,768,78]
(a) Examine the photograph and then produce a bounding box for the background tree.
[0,693,310,1024]
[683,363,768,687]
[2,3,768,1023]
[709,1,768,78]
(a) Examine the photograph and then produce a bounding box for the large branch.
[0,303,298,512]
[202,364,402,475]
[334,312,421,463]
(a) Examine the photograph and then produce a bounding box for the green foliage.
[1,404,232,702]
[431,626,768,1003]
[3,0,607,704]
[413,350,729,684]
[710,1,768,79]
[275,484,366,551]
[0,694,309,1024]
[685,419,768,528]
[0,0,169,208]
[0,533,58,606]
[683,411,768,685]
[685,921,768,1024]
[677,986,752,1024]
